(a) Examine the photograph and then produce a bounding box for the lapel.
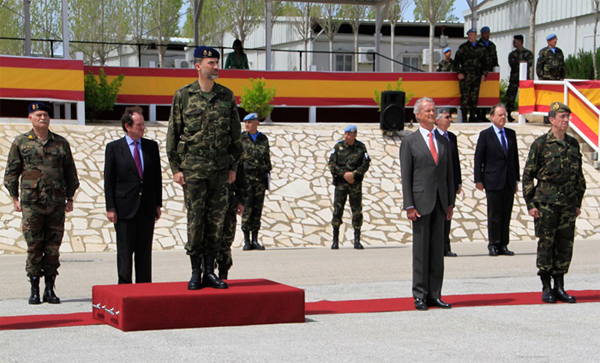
[119,137,141,179]
[415,129,442,165]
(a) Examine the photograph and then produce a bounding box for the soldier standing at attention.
[478,26,498,73]
[329,125,371,250]
[436,47,454,72]
[240,113,271,251]
[506,35,534,122]
[454,28,489,122]
[166,46,242,290]
[4,102,79,305]
[522,102,586,304]
[536,34,565,81]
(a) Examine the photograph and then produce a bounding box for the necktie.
[443,132,449,141]
[429,132,438,164]
[499,130,508,155]
[133,140,143,179]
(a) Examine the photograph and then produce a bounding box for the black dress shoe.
[427,298,452,309]
[499,246,515,256]
[414,298,428,311]
[489,246,499,256]
[444,251,458,257]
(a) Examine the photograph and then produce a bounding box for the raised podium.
[92,279,305,332]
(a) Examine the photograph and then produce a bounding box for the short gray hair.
[489,103,507,116]
[436,109,450,119]
[414,97,435,115]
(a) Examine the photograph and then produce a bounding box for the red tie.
[133,140,143,179]
[429,132,438,164]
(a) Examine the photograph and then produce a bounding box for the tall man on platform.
[454,28,489,122]
[506,35,534,122]
[400,98,455,311]
[167,46,243,290]
[104,106,162,284]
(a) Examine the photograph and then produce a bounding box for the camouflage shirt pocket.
[183,108,203,133]
[20,170,41,203]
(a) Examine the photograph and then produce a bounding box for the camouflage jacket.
[328,140,370,184]
[240,131,272,178]
[508,47,534,82]
[454,41,489,77]
[522,130,586,209]
[477,38,499,72]
[536,46,565,80]
[436,58,454,72]
[166,80,242,178]
[4,129,79,205]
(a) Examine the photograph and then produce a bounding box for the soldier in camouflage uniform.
[522,102,586,304]
[166,46,242,290]
[329,125,371,249]
[436,47,454,72]
[3,102,79,305]
[536,34,565,81]
[478,26,498,73]
[240,113,272,250]
[506,35,534,122]
[454,28,490,122]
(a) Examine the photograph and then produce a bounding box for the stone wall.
[1,122,598,254]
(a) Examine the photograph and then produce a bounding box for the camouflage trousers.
[332,182,363,230]
[22,202,65,277]
[505,79,519,112]
[218,192,238,272]
[183,170,229,257]
[459,73,482,111]
[242,176,266,232]
[535,203,577,276]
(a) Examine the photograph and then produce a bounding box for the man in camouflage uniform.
[522,102,586,304]
[506,35,534,122]
[436,47,454,72]
[536,34,565,81]
[4,102,79,305]
[240,113,272,250]
[166,46,242,290]
[454,28,490,122]
[478,26,498,73]
[329,125,371,249]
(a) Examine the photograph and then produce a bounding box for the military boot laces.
[42,275,60,304]
[354,229,364,250]
[251,231,265,250]
[202,255,228,289]
[29,276,41,305]
[540,275,556,303]
[553,274,576,303]
[331,228,339,249]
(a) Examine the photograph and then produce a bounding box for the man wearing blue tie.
[474,104,520,256]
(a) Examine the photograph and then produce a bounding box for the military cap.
[243,113,258,122]
[466,28,476,35]
[194,46,220,59]
[443,47,451,54]
[513,34,524,42]
[546,33,557,41]
[344,125,357,133]
[480,26,490,33]
[550,102,571,113]
[28,101,51,114]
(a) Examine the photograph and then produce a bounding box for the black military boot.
[354,229,364,249]
[331,227,339,249]
[42,275,60,304]
[188,255,202,290]
[218,261,229,280]
[29,276,41,305]
[460,108,468,122]
[553,274,576,303]
[540,274,556,303]
[243,230,252,251]
[251,230,265,250]
[203,255,228,289]
[507,110,515,122]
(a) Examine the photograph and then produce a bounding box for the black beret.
[194,46,220,59]
[513,35,524,42]
[28,102,51,114]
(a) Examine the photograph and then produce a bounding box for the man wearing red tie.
[104,106,163,284]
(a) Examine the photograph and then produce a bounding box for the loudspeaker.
[380,91,405,131]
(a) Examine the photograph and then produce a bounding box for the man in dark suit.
[104,106,162,284]
[474,104,519,256]
[400,97,455,311]
[435,110,462,257]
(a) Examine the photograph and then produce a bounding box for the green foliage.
[499,78,517,108]
[84,68,124,122]
[565,48,600,80]
[240,78,276,121]
[373,78,414,111]
[414,0,458,22]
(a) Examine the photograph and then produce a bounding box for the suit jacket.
[473,126,519,191]
[104,137,162,220]
[400,129,455,215]
[437,129,462,194]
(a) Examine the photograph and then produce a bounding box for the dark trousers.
[485,182,515,249]
[443,219,452,254]
[412,198,445,300]
[115,207,155,284]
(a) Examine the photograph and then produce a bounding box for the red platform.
[92,279,305,332]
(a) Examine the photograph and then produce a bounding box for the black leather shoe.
[499,246,515,256]
[427,298,452,309]
[29,276,41,305]
[414,298,428,311]
[489,246,499,256]
[444,251,458,257]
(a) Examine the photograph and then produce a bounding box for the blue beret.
[480,26,490,33]
[28,102,51,114]
[546,33,557,41]
[466,28,476,35]
[243,113,258,121]
[344,125,357,133]
[443,47,451,54]
[194,46,220,59]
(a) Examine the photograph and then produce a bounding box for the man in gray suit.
[400,97,455,311]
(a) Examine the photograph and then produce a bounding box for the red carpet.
[2,289,598,331]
